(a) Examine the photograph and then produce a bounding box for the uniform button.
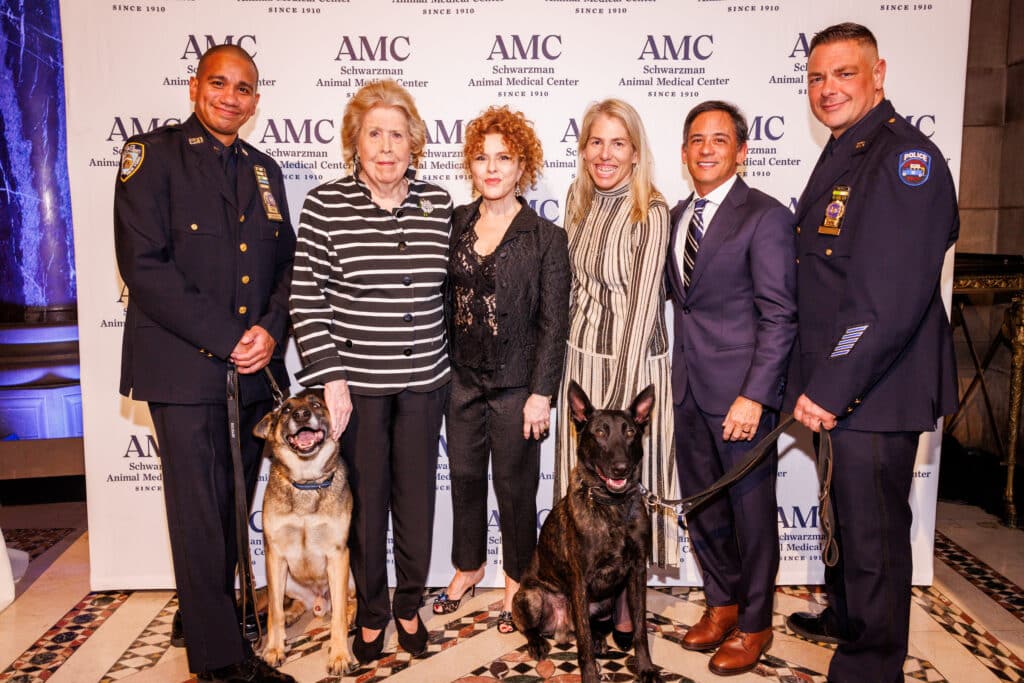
[398,241,408,251]
[846,406,854,413]
[199,347,206,354]
[238,305,248,315]
[854,398,862,404]
[825,248,833,256]
[345,340,353,348]
[403,313,413,322]
[274,230,279,238]
[239,214,245,223]
[403,348,412,356]
[241,275,250,284]
[795,257,800,264]
[240,243,248,252]
[402,275,412,286]
[190,223,199,231]
[795,226,801,234]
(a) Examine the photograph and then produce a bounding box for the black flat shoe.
[612,627,634,651]
[396,614,429,655]
[352,627,386,664]
[198,655,295,682]
[786,608,847,645]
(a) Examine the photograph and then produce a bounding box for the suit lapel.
[667,194,691,300]
[688,177,747,292]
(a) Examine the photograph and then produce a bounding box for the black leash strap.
[262,366,285,408]
[227,365,262,645]
[643,415,838,567]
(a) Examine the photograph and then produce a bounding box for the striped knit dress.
[554,183,680,568]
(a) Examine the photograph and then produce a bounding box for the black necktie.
[682,198,708,290]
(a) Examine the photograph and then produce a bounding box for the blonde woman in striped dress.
[554,99,680,641]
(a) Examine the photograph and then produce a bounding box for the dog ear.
[567,381,593,425]
[629,385,656,426]
[253,411,275,439]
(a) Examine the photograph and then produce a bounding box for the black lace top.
[450,215,499,369]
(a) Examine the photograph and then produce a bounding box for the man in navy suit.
[667,101,797,676]
[785,23,958,683]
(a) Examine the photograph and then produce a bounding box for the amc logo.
[789,33,809,59]
[777,505,819,529]
[425,119,465,145]
[748,115,785,141]
[181,34,257,60]
[488,35,562,61]
[259,118,335,145]
[107,117,182,142]
[124,434,159,458]
[335,36,410,62]
[638,35,714,61]
[904,115,936,138]
[560,118,580,144]
[527,198,560,223]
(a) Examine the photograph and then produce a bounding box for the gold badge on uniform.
[818,185,850,236]
[188,136,204,145]
[253,165,283,222]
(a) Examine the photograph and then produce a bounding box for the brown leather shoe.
[708,627,773,676]
[681,604,738,651]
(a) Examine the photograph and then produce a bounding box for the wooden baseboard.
[0,437,84,480]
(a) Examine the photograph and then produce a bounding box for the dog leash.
[640,416,839,568]
[263,366,285,408]
[227,365,263,645]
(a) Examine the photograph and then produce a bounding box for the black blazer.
[446,197,570,397]
[114,114,295,406]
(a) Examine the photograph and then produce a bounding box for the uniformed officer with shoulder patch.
[114,44,296,683]
[784,22,959,683]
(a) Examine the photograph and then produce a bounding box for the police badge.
[818,185,850,236]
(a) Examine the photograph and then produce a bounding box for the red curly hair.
[463,106,544,195]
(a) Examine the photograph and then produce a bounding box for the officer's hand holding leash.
[230,324,276,374]
[793,393,837,432]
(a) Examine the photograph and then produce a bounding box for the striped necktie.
[683,198,708,290]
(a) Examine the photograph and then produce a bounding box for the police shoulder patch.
[120,142,145,182]
[897,149,931,187]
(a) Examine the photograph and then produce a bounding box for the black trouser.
[446,364,541,583]
[342,385,448,629]
[820,428,918,683]
[149,399,269,674]
[674,386,779,632]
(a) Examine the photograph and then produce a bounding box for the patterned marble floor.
[0,501,1021,683]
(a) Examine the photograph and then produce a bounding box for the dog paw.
[637,669,664,683]
[262,646,286,668]
[526,637,551,662]
[327,645,353,676]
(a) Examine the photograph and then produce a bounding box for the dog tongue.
[293,430,320,449]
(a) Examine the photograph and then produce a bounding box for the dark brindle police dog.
[513,381,663,683]
[254,390,354,675]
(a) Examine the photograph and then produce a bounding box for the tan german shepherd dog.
[254,389,355,675]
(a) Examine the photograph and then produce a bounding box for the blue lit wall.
[0,0,76,314]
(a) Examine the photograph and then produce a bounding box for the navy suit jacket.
[666,176,797,415]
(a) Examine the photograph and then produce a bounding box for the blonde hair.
[340,79,427,170]
[566,98,661,226]
[463,105,544,195]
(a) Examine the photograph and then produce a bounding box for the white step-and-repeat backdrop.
[60,0,970,590]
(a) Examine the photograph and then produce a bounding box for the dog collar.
[585,485,633,506]
[291,473,335,491]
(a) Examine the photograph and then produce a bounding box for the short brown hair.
[341,79,427,170]
[809,22,878,56]
[463,106,544,195]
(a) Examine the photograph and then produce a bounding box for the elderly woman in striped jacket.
[289,79,452,666]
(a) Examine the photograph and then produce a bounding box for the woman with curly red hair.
[432,106,570,634]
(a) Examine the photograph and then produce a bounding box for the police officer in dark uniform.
[114,44,296,683]
[784,23,959,683]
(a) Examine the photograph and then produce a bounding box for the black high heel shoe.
[352,627,385,665]
[396,614,429,655]
[432,584,476,615]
